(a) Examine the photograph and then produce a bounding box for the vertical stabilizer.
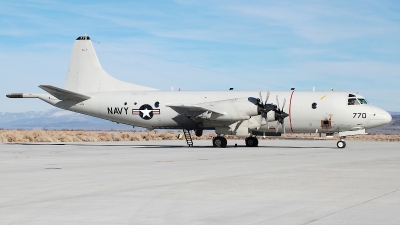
[65,35,156,93]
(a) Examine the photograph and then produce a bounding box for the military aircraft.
[6,35,392,148]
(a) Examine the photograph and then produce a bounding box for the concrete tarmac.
[1,139,400,225]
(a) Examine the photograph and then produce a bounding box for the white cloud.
[297,61,400,79]
[224,1,400,43]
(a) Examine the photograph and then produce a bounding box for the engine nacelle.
[215,121,250,136]
[197,97,258,121]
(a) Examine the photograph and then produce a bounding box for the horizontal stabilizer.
[39,85,91,102]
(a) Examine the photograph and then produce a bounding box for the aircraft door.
[290,92,333,133]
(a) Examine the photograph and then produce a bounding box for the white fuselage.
[38,89,391,135]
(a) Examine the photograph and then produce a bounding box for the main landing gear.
[245,136,258,147]
[337,136,346,149]
[212,136,259,148]
[212,136,227,148]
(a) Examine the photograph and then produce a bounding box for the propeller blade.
[257,115,262,130]
[283,120,286,134]
[258,89,263,104]
[282,98,286,111]
[265,91,270,105]
[276,95,280,109]
[248,97,259,105]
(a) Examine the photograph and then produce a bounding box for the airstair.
[183,129,193,147]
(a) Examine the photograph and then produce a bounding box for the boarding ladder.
[183,129,193,147]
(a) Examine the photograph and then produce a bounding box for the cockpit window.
[358,98,368,104]
[348,98,360,105]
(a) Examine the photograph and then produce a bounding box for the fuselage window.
[348,98,360,105]
[312,102,317,109]
[358,98,368,104]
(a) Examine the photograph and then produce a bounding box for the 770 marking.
[353,113,366,118]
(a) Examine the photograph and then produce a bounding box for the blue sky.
[1,0,399,112]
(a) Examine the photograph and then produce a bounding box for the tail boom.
[6,93,38,98]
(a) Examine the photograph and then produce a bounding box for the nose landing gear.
[337,136,346,148]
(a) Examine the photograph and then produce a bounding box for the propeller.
[248,90,276,130]
[248,91,290,133]
[257,90,271,129]
[275,95,289,133]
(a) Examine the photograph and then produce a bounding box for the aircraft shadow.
[8,143,336,149]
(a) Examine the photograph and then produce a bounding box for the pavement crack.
[301,188,400,225]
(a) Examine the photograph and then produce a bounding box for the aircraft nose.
[369,108,392,128]
[382,110,392,124]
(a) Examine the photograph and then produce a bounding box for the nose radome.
[382,110,392,124]
[371,108,392,127]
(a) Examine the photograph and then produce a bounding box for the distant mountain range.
[368,113,400,134]
[389,111,400,116]
[0,109,133,130]
[0,109,399,133]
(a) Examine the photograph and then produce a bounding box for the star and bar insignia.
[132,104,160,120]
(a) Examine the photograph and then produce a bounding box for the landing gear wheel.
[245,137,259,147]
[337,140,346,148]
[213,136,227,148]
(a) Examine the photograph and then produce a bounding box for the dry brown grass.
[0,130,214,143]
[0,130,399,143]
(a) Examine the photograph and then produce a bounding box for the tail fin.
[64,34,156,93]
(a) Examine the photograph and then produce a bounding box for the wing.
[167,98,258,122]
[39,85,91,102]
[166,104,225,119]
